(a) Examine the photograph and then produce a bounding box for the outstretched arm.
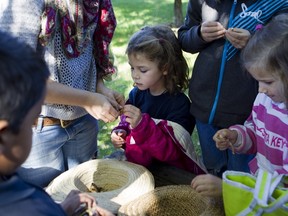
[45,80,122,123]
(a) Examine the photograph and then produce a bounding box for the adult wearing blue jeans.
[17,115,99,187]
[1,0,125,187]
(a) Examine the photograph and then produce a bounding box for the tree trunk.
[174,0,183,27]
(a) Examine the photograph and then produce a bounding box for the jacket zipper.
[208,0,238,125]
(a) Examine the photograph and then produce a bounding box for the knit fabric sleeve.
[0,0,44,50]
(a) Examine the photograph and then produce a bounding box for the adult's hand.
[45,80,123,123]
[83,92,121,123]
[200,21,226,42]
[225,28,251,49]
[96,79,125,111]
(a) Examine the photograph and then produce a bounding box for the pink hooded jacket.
[112,113,207,175]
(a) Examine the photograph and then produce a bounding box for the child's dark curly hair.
[126,25,189,94]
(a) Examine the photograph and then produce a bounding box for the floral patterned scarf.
[39,0,116,77]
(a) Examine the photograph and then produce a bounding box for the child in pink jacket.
[110,25,206,175]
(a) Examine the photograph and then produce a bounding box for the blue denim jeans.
[17,114,98,187]
[196,119,254,177]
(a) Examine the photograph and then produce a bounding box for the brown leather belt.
[34,117,74,128]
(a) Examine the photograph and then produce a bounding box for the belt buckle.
[60,119,72,128]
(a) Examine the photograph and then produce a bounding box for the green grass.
[97,0,200,158]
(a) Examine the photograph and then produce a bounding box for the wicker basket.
[118,185,225,216]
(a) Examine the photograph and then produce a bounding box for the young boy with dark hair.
[0,31,113,216]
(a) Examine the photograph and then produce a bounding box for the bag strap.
[238,169,288,216]
[254,169,273,206]
[269,173,284,197]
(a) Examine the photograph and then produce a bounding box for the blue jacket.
[178,0,288,128]
[0,174,66,216]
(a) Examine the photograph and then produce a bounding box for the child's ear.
[0,120,8,132]
[162,64,168,75]
[0,120,9,152]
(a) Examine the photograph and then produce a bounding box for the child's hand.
[225,27,251,49]
[61,190,115,216]
[213,129,238,154]
[191,174,222,197]
[200,21,226,42]
[122,104,142,129]
[111,129,127,148]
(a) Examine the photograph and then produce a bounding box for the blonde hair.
[242,14,288,107]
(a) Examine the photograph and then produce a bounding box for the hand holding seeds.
[225,27,251,49]
[213,129,238,154]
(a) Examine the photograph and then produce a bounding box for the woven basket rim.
[46,159,155,213]
[118,185,225,216]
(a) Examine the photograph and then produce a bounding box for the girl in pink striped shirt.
[214,14,288,176]
[192,14,288,197]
